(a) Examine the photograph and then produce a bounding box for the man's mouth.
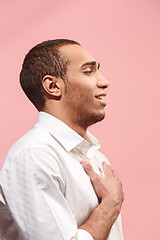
[95,93,106,99]
[96,96,105,100]
[95,93,107,106]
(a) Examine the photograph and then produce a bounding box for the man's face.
[60,44,109,128]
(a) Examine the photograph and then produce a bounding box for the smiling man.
[0,39,124,240]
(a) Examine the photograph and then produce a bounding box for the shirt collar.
[37,112,100,155]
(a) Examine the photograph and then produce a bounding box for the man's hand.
[79,159,124,240]
[82,159,124,211]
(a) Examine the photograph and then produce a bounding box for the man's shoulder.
[5,123,52,160]
[0,122,63,180]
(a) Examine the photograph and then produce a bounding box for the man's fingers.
[82,160,120,183]
[81,159,93,173]
[81,159,97,179]
[102,162,119,179]
[112,170,119,179]
[102,162,113,176]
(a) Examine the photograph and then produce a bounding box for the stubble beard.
[64,81,105,129]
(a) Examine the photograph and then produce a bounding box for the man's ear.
[42,75,62,97]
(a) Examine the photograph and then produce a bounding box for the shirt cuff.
[77,229,94,240]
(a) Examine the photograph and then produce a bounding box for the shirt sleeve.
[0,148,93,240]
[78,229,94,240]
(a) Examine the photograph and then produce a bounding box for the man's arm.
[0,149,123,240]
[79,160,124,240]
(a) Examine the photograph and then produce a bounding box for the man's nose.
[97,73,109,89]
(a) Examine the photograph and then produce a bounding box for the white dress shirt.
[0,112,123,240]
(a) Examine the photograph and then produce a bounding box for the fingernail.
[81,159,89,166]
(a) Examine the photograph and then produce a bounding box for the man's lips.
[95,93,107,105]
[95,93,107,99]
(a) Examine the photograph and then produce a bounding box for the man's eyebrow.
[81,61,100,69]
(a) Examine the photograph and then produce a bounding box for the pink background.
[0,0,160,239]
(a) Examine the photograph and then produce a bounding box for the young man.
[0,39,124,240]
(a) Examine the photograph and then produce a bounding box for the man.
[0,39,124,240]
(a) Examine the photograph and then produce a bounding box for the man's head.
[20,39,80,110]
[20,39,109,130]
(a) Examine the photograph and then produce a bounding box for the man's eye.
[83,70,93,74]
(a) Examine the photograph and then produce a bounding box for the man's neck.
[42,109,87,139]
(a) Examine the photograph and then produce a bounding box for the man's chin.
[95,112,105,123]
[87,112,105,127]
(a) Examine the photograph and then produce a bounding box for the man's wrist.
[78,202,119,240]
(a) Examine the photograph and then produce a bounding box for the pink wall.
[0,0,160,239]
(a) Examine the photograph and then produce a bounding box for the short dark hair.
[19,39,80,110]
